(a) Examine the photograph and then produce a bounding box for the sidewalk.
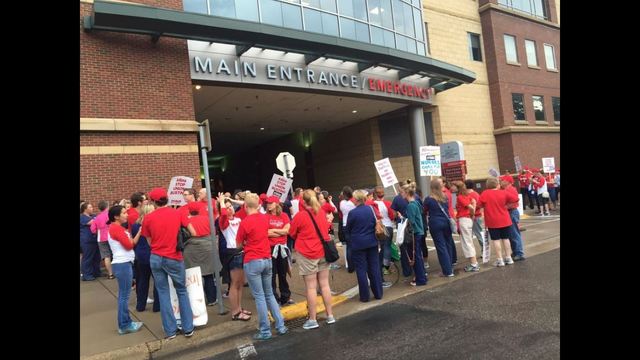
[81,211,559,359]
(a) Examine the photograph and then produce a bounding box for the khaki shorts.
[298,255,329,276]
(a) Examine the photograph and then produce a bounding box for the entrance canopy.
[84,0,476,93]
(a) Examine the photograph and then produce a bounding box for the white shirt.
[108,231,135,264]
[340,199,356,226]
[290,199,300,218]
[375,200,394,227]
[221,217,241,249]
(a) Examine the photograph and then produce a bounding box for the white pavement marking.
[237,343,257,359]
[522,218,560,226]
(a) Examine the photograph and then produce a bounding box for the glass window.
[512,0,532,14]
[183,0,208,14]
[405,36,417,54]
[412,0,420,7]
[544,44,557,70]
[339,17,357,40]
[532,95,545,121]
[512,93,525,121]
[371,25,394,48]
[304,8,323,33]
[210,0,236,18]
[468,33,482,61]
[393,0,405,34]
[322,13,339,36]
[416,41,426,56]
[395,33,407,52]
[504,34,518,63]
[497,0,548,20]
[552,97,560,122]
[402,1,415,37]
[305,0,337,12]
[525,40,538,66]
[367,0,393,29]
[236,0,259,21]
[338,0,368,21]
[355,21,370,42]
[282,2,303,29]
[531,0,548,19]
[413,8,423,41]
[260,0,283,26]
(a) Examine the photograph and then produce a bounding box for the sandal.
[232,311,251,321]
[241,309,252,315]
[107,274,115,280]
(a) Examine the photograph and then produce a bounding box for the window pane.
[370,25,385,46]
[533,95,545,121]
[413,8,423,41]
[395,33,407,51]
[282,3,303,29]
[504,34,518,63]
[512,93,525,121]
[236,0,259,21]
[305,0,336,12]
[339,0,367,21]
[552,97,560,122]
[260,0,283,26]
[469,33,482,61]
[544,44,557,70]
[211,0,236,18]
[512,0,532,14]
[355,21,370,42]
[393,0,405,33]
[412,0,420,7]
[416,41,426,56]
[367,0,392,29]
[532,0,547,19]
[304,8,323,33]
[184,0,208,14]
[383,29,395,47]
[525,40,537,66]
[498,0,509,5]
[403,2,415,37]
[322,13,339,36]
[368,0,382,26]
[340,17,357,40]
[405,36,417,54]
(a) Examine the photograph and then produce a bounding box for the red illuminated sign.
[368,78,433,100]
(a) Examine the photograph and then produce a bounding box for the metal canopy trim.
[85,0,476,88]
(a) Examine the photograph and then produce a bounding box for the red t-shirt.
[235,206,247,220]
[478,189,519,228]
[268,213,290,246]
[364,200,382,219]
[469,190,482,217]
[179,201,208,227]
[321,202,336,214]
[236,213,271,264]
[188,214,211,237]
[505,185,520,209]
[518,173,530,189]
[127,207,139,233]
[443,187,456,217]
[289,207,330,259]
[455,193,474,218]
[109,222,134,250]
[141,206,182,261]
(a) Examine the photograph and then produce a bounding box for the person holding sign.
[107,205,144,335]
[266,196,293,306]
[453,181,480,272]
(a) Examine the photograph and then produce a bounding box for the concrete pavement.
[80,208,559,359]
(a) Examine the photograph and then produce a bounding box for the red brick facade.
[479,0,560,172]
[80,1,199,205]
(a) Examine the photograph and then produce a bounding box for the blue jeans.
[472,217,485,248]
[379,226,393,267]
[150,254,193,337]
[112,262,133,330]
[508,209,525,257]
[244,259,286,336]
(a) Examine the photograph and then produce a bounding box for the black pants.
[203,274,217,304]
[271,249,291,304]
[521,188,532,209]
[135,261,160,312]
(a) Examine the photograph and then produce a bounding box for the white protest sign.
[514,156,522,173]
[420,146,442,176]
[542,157,556,173]
[266,174,293,203]
[168,176,194,206]
[488,168,499,177]
[168,266,208,327]
[440,141,465,163]
[481,230,491,264]
[374,158,399,188]
[518,194,524,216]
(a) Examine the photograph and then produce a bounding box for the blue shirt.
[424,197,450,225]
[80,214,96,243]
[390,194,408,218]
[131,223,151,265]
[345,205,378,251]
[406,200,425,236]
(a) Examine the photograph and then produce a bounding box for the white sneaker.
[504,257,514,265]
[494,259,505,267]
[146,298,154,304]
[302,319,319,330]
[326,315,336,324]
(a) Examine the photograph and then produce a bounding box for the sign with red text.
[169,266,208,326]
[168,176,194,206]
[442,160,467,182]
[374,158,399,188]
[266,174,293,203]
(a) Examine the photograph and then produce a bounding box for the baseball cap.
[148,187,168,202]
[266,196,280,204]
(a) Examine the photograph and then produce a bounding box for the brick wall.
[495,132,560,173]
[80,132,198,146]
[80,151,201,207]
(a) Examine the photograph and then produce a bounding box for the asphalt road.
[209,247,560,360]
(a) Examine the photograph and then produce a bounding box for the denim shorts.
[226,252,244,271]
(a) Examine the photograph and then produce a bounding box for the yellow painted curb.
[521,214,530,219]
[276,295,348,321]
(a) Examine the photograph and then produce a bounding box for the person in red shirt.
[141,187,194,339]
[184,202,218,306]
[500,176,526,262]
[236,193,287,340]
[265,196,292,306]
[289,189,336,330]
[477,178,519,267]
[452,181,479,272]
[126,192,145,234]
[518,170,533,210]
[465,180,485,249]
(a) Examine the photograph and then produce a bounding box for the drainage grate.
[285,316,309,329]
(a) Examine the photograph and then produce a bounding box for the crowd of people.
[80,170,557,338]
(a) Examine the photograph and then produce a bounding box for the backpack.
[176,226,191,252]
